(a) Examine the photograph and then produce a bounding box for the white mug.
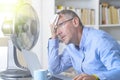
[33,69,48,80]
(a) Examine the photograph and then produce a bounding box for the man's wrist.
[50,36,57,39]
[92,74,100,80]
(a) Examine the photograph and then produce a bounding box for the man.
[48,10,120,80]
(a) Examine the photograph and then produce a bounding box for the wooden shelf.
[99,24,120,28]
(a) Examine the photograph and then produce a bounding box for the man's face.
[56,15,75,44]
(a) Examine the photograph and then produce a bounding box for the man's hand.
[50,24,58,39]
[50,14,59,39]
[73,73,97,80]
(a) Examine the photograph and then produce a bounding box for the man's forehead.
[57,15,66,24]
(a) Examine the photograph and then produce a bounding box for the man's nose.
[56,28,62,36]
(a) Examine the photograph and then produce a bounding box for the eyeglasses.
[56,18,73,30]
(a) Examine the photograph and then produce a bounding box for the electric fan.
[0,3,40,79]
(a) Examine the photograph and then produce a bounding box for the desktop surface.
[0,74,72,80]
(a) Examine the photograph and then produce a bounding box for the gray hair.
[57,10,83,28]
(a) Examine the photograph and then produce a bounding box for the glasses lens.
[57,18,73,29]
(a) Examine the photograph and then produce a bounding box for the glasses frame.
[56,18,74,29]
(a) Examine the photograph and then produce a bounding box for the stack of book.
[100,2,120,25]
[56,5,95,25]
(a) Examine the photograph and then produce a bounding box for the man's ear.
[72,17,79,27]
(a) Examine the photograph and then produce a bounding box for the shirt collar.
[79,27,89,50]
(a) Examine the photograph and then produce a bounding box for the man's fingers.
[53,14,59,25]
[73,75,79,80]
[73,75,84,80]
[73,73,95,80]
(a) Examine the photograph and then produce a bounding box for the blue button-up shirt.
[48,27,120,80]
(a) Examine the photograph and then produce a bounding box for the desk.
[0,75,72,80]
[0,78,32,80]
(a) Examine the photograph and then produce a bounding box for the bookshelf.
[55,0,99,29]
[53,0,120,42]
[99,0,120,42]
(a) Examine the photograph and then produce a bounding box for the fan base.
[0,69,32,79]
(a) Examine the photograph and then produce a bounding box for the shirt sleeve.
[47,38,72,74]
[95,35,120,80]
